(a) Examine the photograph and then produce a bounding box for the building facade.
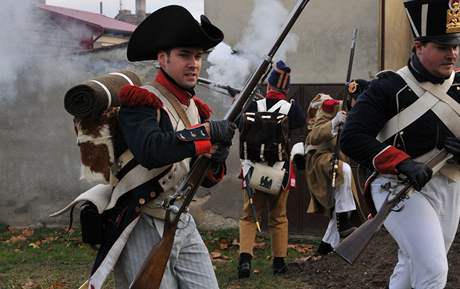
[205,0,411,84]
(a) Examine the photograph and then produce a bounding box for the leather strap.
[151,81,192,128]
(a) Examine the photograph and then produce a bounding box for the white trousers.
[322,162,357,248]
[371,173,460,289]
[114,214,219,289]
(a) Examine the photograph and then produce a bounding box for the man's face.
[415,41,459,78]
[158,47,203,89]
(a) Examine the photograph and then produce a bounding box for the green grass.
[0,226,316,289]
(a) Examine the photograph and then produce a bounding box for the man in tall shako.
[304,79,369,255]
[237,61,305,278]
[341,1,460,288]
[84,5,235,289]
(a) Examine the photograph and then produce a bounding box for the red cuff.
[373,146,410,174]
[194,139,212,155]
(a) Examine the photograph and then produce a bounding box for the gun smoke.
[0,0,132,101]
[206,0,299,88]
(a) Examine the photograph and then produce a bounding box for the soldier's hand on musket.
[208,144,230,162]
[207,119,236,146]
[331,110,347,129]
[444,136,460,162]
[396,159,433,191]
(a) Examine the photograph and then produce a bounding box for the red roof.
[39,4,136,34]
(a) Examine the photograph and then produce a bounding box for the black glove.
[209,120,236,146]
[396,159,433,191]
[293,155,306,171]
[211,145,230,162]
[444,136,460,160]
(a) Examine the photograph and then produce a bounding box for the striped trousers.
[114,214,219,289]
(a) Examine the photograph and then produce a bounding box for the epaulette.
[192,96,213,121]
[375,70,397,79]
[118,85,163,108]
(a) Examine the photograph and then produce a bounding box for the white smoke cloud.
[206,43,252,88]
[206,0,299,88]
[0,0,130,101]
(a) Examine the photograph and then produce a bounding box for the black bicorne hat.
[404,0,460,45]
[127,5,224,61]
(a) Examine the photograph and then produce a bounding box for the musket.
[197,77,241,97]
[130,1,310,288]
[329,28,358,197]
[244,169,262,232]
[345,28,358,85]
[197,77,265,100]
[334,149,452,264]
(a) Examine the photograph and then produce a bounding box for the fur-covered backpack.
[64,71,142,185]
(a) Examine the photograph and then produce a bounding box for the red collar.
[266,89,288,101]
[154,69,193,106]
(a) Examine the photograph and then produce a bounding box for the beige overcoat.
[305,101,355,216]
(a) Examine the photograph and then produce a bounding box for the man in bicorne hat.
[85,5,235,289]
[341,0,460,288]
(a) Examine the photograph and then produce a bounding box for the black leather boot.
[337,211,357,238]
[273,257,288,274]
[315,241,334,256]
[238,253,252,279]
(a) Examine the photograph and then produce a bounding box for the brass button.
[139,198,146,205]
[150,192,156,198]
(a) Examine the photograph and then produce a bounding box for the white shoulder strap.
[377,67,460,141]
[256,99,267,112]
[267,99,292,115]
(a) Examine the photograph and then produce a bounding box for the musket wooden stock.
[335,149,451,264]
[130,1,310,288]
[130,157,212,289]
[130,220,177,289]
[334,182,412,264]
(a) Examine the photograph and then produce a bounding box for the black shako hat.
[127,5,224,61]
[404,0,460,45]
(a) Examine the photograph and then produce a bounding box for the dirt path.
[289,230,460,289]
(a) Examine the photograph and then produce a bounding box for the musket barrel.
[225,0,310,121]
[346,28,358,83]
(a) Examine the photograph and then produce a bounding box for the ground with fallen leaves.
[0,225,312,289]
[0,225,113,289]
[1,224,460,289]
[289,230,460,289]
